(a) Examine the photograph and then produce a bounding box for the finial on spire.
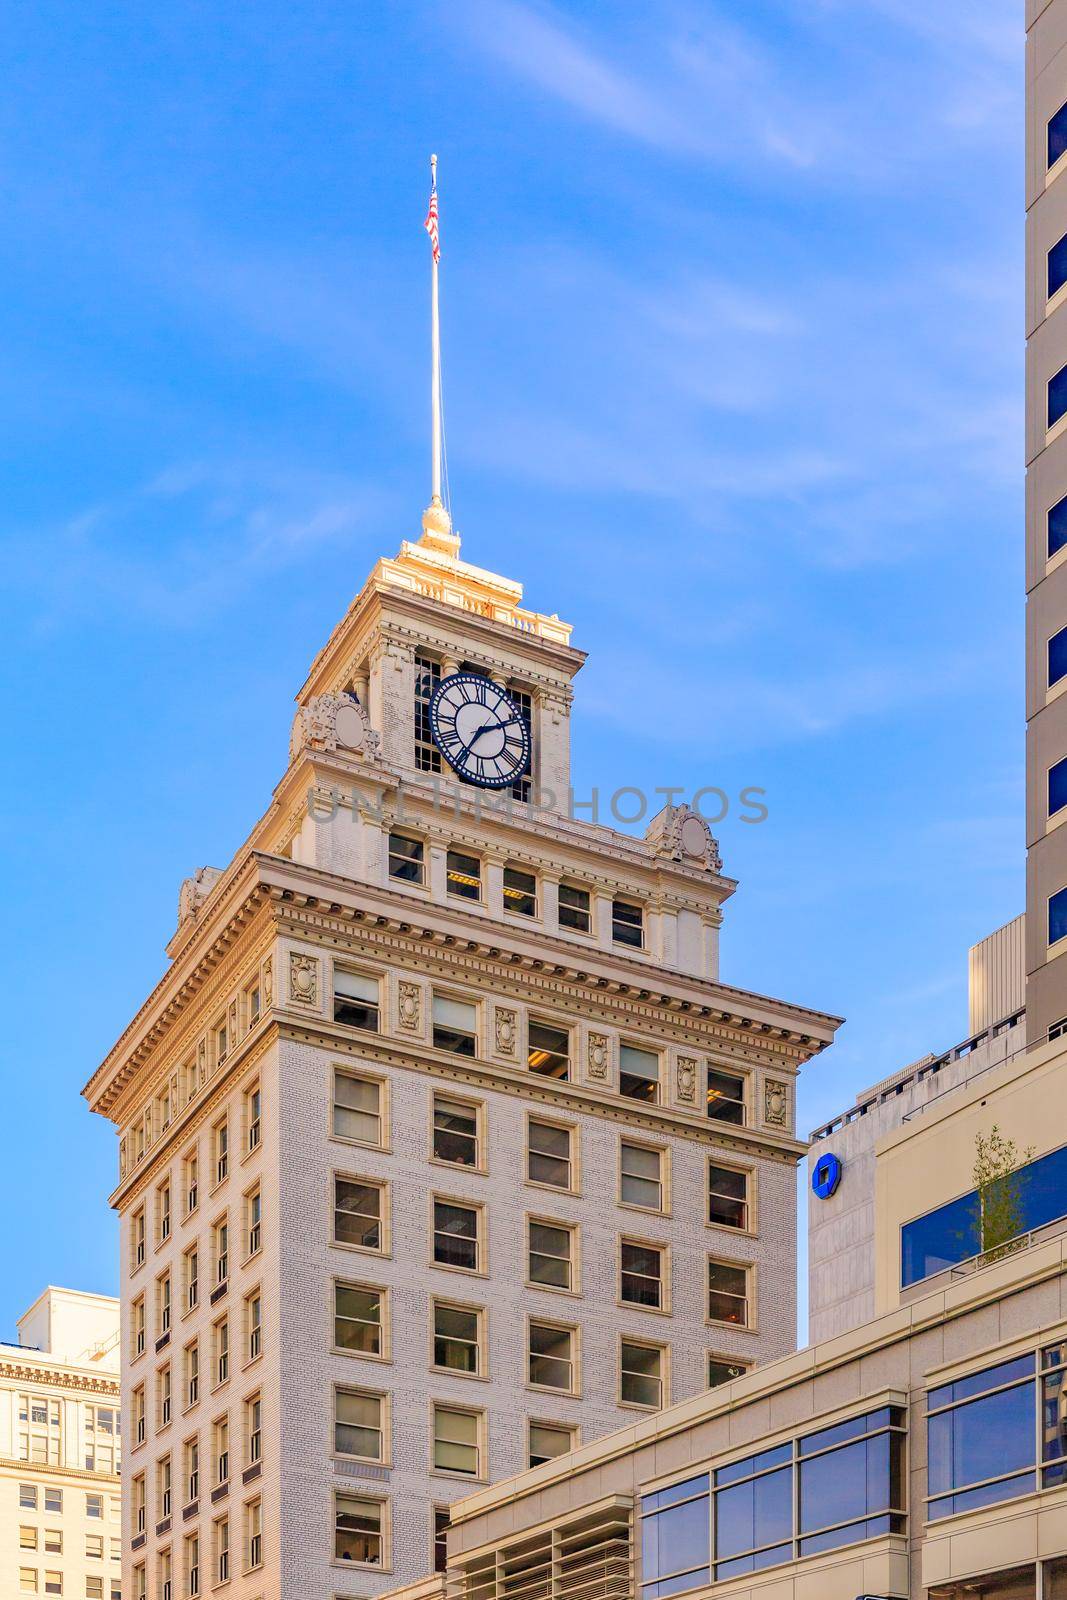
[419,153,460,557]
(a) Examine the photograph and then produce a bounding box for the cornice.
[0,1455,120,1486]
[86,852,839,1126]
[0,1356,121,1396]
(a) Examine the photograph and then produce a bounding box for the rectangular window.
[927,1354,1037,1518]
[133,1474,146,1534]
[184,1247,199,1313]
[528,1321,576,1392]
[158,1182,171,1244]
[527,1020,570,1079]
[19,1527,37,1550]
[612,899,644,948]
[45,1575,62,1597]
[213,1219,229,1285]
[335,1387,385,1461]
[214,1417,229,1486]
[246,1393,262,1466]
[1051,625,1067,689]
[433,1405,482,1476]
[158,1363,172,1428]
[707,1067,745,1125]
[432,1094,480,1167]
[620,1142,664,1211]
[158,1456,172,1519]
[185,1438,199,1504]
[446,849,482,900]
[44,1489,61,1516]
[332,1070,383,1146]
[86,1492,103,1519]
[184,1151,199,1215]
[213,1119,228,1186]
[433,1507,450,1574]
[133,1295,146,1357]
[87,1532,105,1558]
[433,1301,483,1374]
[19,1485,37,1509]
[158,1272,172,1336]
[333,969,380,1032]
[133,1208,146,1269]
[247,983,261,1026]
[432,994,478,1055]
[1051,493,1067,562]
[708,1259,750,1326]
[620,1044,659,1102]
[215,1516,229,1585]
[528,1220,575,1291]
[1050,755,1067,818]
[334,1176,385,1251]
[415,651,443,773]
[335,1281,384,1356]
[503,864,537,917]
[185,1533,200,1598]
[529,1421,577,1467]
[246,1086,261,1152]
[1051,100,1067,169]
[389,831,425,884]
[18,1393,62,1465]
[19,1570,37,1593]
[185,1340,199,1408]
[508,685,534,801]
[246,1499,262,1571]
[433,1199,481,1272]
[621,1240,665,1309]
[708,1164,750,1231]
[557,882,591,933]
[246,1291,262,1362]
[708,1355,749,1388]
[213,1319,228,1387]
[1051,886,1067,947]
[132,1385,145,1446]
[1051,366,1067,432]
[44,1531,62,1554]
[335,1493,384,1565]
[621,1339,664,1409]
[527,1118,575,1190]
[1050,234,1067,302]
[245,1187,261,1257]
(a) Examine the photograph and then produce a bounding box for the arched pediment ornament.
[289,692,381,763]
[644,804,723,874]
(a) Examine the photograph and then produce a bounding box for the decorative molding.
[289,691,381,764]
[587,1032,610,1081]
[676,1056,698,1105]
[645,804,723,875]
[764,1079,790,1129]
[494,1006,517,1058]
[288,952,319,1007]
[263,955,273,1007]
[397,981,422,1033]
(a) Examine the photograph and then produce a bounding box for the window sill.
[429,1157,488,1178]
[241,1352,264,1374]
[431,1468,488,1485]
[619,1200,670,1219]
[525,1179,582,1199]
[1047,932,1067,962]
[1047,412,1067,450]
[525,1281,581,1300]
[1048,150,1067,190]
[1047,540,1067,579]
[429,1260,487,1280]
[333,1451,392,1471]
[618,1297,671,1318]
[1047,805,1067,835]
[431,1364,488,1383]
[1047,673,1067,707]
[331,1559,392,1574]
[618,1398,665,1414]
[329,1239,392,1261]
[328,1134,392,1156]
[705,1221,759,1240]
[331,1347,392,1364]
[705,1316,757,1336]
[525,1381,581,1401]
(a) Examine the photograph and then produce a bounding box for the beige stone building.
[1027,0,1067,1048]
[432,1028,1067,1600]
[0,1287,122,1600]
[82,512,839,1599]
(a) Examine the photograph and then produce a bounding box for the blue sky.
[0,0,1023,1337]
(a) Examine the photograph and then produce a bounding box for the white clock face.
[428,673,531,789]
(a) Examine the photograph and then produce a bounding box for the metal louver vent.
[447,1498,633,1600]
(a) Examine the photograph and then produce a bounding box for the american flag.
[424,179,440,264]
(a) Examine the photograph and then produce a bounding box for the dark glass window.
[708,1260,749,1326]
[432,1097,478,1166]
[1042,1342,1067,1485]
[333,1179,382,1251]
[415,654,442,773]
[1050,756,1067,818]
[433,1201,479,1271]
[509,687,533,802]
[558,882,591,933]
[388,833,424,883]
[621,1045,660,1102]
[708,1357,748,1389]
[1051,234,1067,300]
[527,1120,572,1189]
[713,1458,792,1579]
[1051,626,1067,688]
[529,1422,574,1468]
[901,1190,980,1286]
[708,1165,749,1230]
[1050,366,1067,430]
[433,1303,480,1373]
[433,1508,450,1574]
[528,1021,570,1079]
[503,865,537,916]
[333,970,380,1033]
[432,995,478,1056]
[707,1069,745,1125]
[1051,886,1067,947]
[1050,494,1067,560]
[621,1241,663,1308]
[446,850,481,900]
[612,899,644,948]
[927,1357,1036,1518]
[1050,101,1067,169]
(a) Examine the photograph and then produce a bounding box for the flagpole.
[430,152,442,509]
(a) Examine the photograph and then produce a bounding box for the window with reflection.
[639,1407,904,1596]
[927,1355,1036,1518]
[706,1068,745,1125]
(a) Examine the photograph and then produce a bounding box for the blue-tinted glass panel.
[642,1568,711,1600]
[1050,367,1067,430]
[901,1190,979,1287]
[940,1355,1036,1407]
[1051,102,1067,169]
[799,1412,871,1456]
[642,1475,709,1514]
[715,1442,791,1487]
[799,1438,872,1533]
[798,1514,893,1558]
[927,1380,1035,1503]
[1051,236,1067,300]
[1018,1145,1067,1232]
[1050,758,1067,819]
[1051,887,1067,946]
[640,1496,709,1586]
[715,1544,790,1582]
[714,1466,791,1560]
[1051,495,1067,560]
[1043,1364,1067,1469]
[929,1471,1035,1521]
[1051,627,1067,689]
